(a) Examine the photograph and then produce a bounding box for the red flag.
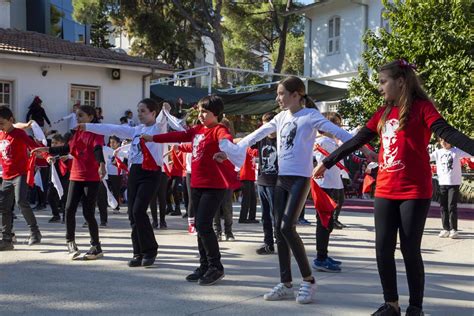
[310,179,337,229]
[362,174,375,193]
[461,157,474,170]
[314,144,349,173]
[58,158,72,176]
[163,162,171,177]
[139,138,159,171]
[114,156,129,175]
[26,154,36,187]
[217,160,241,190]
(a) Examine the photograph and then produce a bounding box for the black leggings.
[374,198,431,308]
[185,173,194,218]
[274,176,312,283]
[65,181,100,245]
[128,164,160,256]
[166,176,182,209]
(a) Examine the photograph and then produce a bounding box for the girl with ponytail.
[314,60,474,316]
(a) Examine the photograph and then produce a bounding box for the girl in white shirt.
[219,76,355,304]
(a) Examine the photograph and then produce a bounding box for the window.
[0,81,12,107]
[328,16,341,55]
[70,85,100,106]
[380,9,390,33]
[327,102,339,113]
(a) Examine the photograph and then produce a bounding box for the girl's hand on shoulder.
[312,163,326,179]
[140,134,153,142]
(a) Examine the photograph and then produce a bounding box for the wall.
[0,58,150,133]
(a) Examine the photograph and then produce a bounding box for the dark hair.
[322,112,342,125]
[109,135,121,144]
[0,106,14,120]
[377,60,431,133]
[125,110,132,115]
[119,116,128,123]
[29,96,42,109]
[138,98,159,117]
[279,76,317,109]
[220,117,235,136]
[198,95,224,121]
[51,133,65,143]
[262,111,277,123]
[63,132,72,143]
[78,105,99,123]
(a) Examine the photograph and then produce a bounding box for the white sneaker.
[263,283,295,301]
[449,230,459,239]
[438,230,450,238]
[296,280,316,304]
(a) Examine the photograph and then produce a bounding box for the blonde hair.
[377,60,431,134]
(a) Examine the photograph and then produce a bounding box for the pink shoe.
[188,224,197,235]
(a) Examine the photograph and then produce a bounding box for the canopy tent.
[150,80,347,115]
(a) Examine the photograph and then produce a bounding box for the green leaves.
[342,0,473,136]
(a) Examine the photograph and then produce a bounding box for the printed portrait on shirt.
[440,152,454,173]
[261,144,277,174]
[0,140,12,161]
[192,134,205,161]
[380,118,405,172]
[130,135,143,161]
[279,121,297,161]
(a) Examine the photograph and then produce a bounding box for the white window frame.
[70,84,100,107]
[0,81,13,108]
[328,16,341,55]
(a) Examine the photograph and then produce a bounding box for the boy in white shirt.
[430,138,471,238]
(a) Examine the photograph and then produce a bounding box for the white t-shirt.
[430,147,471,185]
[314,136,344,189]
[236,108,352,177]
[62,112,77,130]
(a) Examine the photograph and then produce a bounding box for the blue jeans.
[258,185,275,246]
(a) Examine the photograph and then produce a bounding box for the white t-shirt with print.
[314,136,344,189]
[430,147,471,185]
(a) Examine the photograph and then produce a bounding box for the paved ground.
[0,200,473,316]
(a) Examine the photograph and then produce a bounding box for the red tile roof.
[0,28,173,71]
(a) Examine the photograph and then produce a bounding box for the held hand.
[46,156,56,164]
[75,123,86,131]
[312,163,326,179]
[162,102,171,112]
[213,151,228,163]
[60,155,69,162]
[98,163,106,180]
[140,134,153,142]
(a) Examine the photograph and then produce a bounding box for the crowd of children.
[0,60,473,316]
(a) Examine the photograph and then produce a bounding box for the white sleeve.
[219,139,247,168]
[63,113,74,120]
[238,120,277,148]
[155,110,168,134]
[161,108,186,132]
[310,111,352,143]
[429,151,437,162]
[85,123,135,139]
[455,148,472,159]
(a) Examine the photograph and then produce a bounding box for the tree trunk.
[272,0,292,82]
[211,30,228,88]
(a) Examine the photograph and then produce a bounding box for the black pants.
[239,180,257,221]
[150,172,168,224]
[166,176,182,210]
[274,176,312,283]
[374,198,431,308]
[192,188,226,271]
[316,188,339,260]
[213,189,233,235]
[65,181,100,245]
[333,188,345,221]
[439,185,459,231]
[185,173,194,217]
[47,174,69,217]
[258,185,275,246]
[109,175,122,208]
[97,181,109,224]
[128,164,160,256]
[1,175,40,241]
[35,166,50,206]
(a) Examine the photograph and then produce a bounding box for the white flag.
[51,165,64,198]
[34,170,43,191]
[31,121,47,145]
[102,179,118,209]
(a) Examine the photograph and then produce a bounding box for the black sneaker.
[28,231,42,246]
[334,219,346,230]
[225,232,235,241]
[48,216,61,223]
[405,306,424,316]
[152,221,158,229]
[256,244,275,255]
[82,222,88,228]
[67,241,81,260]
[99,222,107,228]
[198,268,225,286]
[33,204,47,211]
[186,267,207,282]
[0,240,14,251]
[182,213,188,218]
[83,244,104,260]
[141,253,157,267]
[247,219,260,224]
[371,303,401,316]
[128,255,143,267]
[160,220,167,229]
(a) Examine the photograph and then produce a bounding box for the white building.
[295,0,388,110]
[0,28,172,133]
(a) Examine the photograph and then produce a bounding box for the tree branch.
[171,0,213,38]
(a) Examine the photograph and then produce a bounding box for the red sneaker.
[188,224,196,235]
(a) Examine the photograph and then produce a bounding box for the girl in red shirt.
[33,105,106,260]
[142,95,236,286]
[314,60,474,316]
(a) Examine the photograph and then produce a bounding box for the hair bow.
[398,59,417,71]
